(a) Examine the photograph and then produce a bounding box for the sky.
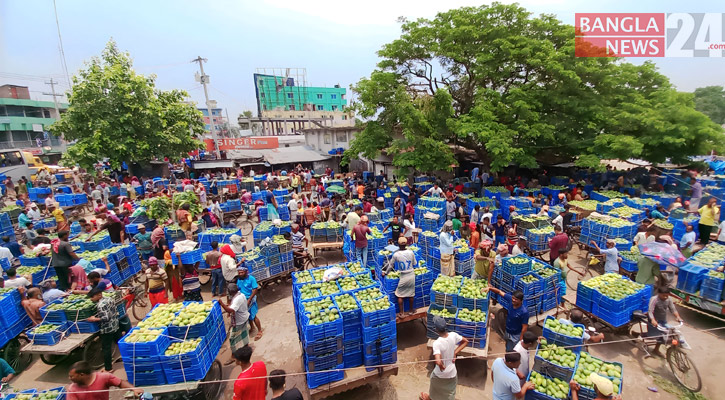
[1,0,724,121]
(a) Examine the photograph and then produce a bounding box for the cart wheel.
[40,353,71,365]
[495,308,508,338]
[1,338,32,372]
[84,336,119,370]
[200,360,223,400]
[239,220,254,236]
[198,271,211,285]
[259,279,289,304]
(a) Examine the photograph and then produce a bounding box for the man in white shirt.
[471,205,480,227]
[513,331,538,384]
[27,203,42,220]
[480,207,493,224]
[288,195,299,223]
[716,220,725,244]
[420,316,468,400]
[218,283,249,365]
[424,184,444,197]
[0,245,14,266]
[403,213,416,245]
[4,268,31,288]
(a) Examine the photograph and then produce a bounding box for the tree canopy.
[693,86,725,126]
[343,3,724,174]
[51,40,205,169]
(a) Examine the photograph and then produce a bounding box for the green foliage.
[693,86,725,125]
[172,191,202,217]
[345,3,724,173]
[140,196,171,221]
[51,40,205,169]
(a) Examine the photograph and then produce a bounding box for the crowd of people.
[1,161,721,400]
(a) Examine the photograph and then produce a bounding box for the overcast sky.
[1,0,724,120]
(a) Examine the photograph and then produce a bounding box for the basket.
[501,255,532,275]
[118,327,171,359]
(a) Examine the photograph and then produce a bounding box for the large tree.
[344,3,724,173]
[693,86,725,126]
[51,40,205,169]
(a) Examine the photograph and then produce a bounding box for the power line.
[52,0,71,87]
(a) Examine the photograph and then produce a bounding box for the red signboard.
[204,137,279,152]
[24,148,43,155]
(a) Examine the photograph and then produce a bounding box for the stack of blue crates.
[427,275,489,348]
[542,316,586,353]
[252,221,292,246]
[28,187,52,202]
[120,301,225,386]
[700,272,724,302]
[0,212,14,242]
[0,288,33,349]
[577,275,651,327]
[293,265,395,388]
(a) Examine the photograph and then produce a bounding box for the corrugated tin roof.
[263,146,330,165]
[227,146,330,165]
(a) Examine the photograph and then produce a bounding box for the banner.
[205,137,279,152]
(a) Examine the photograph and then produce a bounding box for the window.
[263,105,268,111]
[342,115,347,120]
[260,93,265,98]
[331,105,338,111]
[316,105,323,111]
[0,151,24,167]
[331,94,337,99]
[324,134,332,144]
[287,93,294,99]
[316,94,323,99]
[43,110,51,118]
[341,94,346,100]
[337,133,347,143]
[259,79,264,85]
[289,105,296,111]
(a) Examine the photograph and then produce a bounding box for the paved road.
[14,241,723,400]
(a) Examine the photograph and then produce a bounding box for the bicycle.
[121,281,152,321]
[629,313,702,392]
[234,204,257,235]
[565,251,599,291]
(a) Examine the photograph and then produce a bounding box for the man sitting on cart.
[382,236,417,318]
[560,310,604,344]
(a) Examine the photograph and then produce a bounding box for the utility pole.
[43,79,62,118]
[191,56,221,159]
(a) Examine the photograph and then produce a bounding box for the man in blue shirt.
[491,352,534,400]
[488,288,529,352]
[237,267,263,341]
[1,236,21,258]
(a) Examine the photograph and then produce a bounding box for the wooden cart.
[21,332,117,370]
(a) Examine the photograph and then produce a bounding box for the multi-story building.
[198,107,229,137]
[249,71,354,136]
[0,84,67,158]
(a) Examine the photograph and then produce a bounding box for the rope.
[57,322,725,395]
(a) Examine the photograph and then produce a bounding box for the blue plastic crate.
[305,350,344,372]
[4,389,38,400]
[26,322,70,346]
[306,367,344,389]
[167,301,222,339]
[360,299,395,328]
[363,347,398,371]
[343,348,363,368]
[591,303,632,327]
[592,290,637,313]
[71,320,100,334]
[362,335,396,356]
[362,320,396,343]
[303,336,343,356]
[300,315,344,345]
[541,316,585,353]
[38,386,66,400]
[676,263,708,293]
[532,343,579,381]
[39,300,68,324]
[118,327,171,359]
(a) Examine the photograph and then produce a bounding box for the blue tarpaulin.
[709,161,725,175]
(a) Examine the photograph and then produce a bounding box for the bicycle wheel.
[667,347,702,392]
[259,280,288,304]
[304,255,318,270]
[239,220,254,236]
[132,292,152,321]
[566,266,593,291]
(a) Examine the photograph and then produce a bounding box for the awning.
[191,159,234,169]
[263,146,331,165]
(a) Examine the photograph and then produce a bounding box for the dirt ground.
[17,244,724,400]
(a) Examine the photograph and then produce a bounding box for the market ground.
[19,246,724,400]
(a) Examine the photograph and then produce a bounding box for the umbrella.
[638,242,687,268]
[326,185,346,194]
